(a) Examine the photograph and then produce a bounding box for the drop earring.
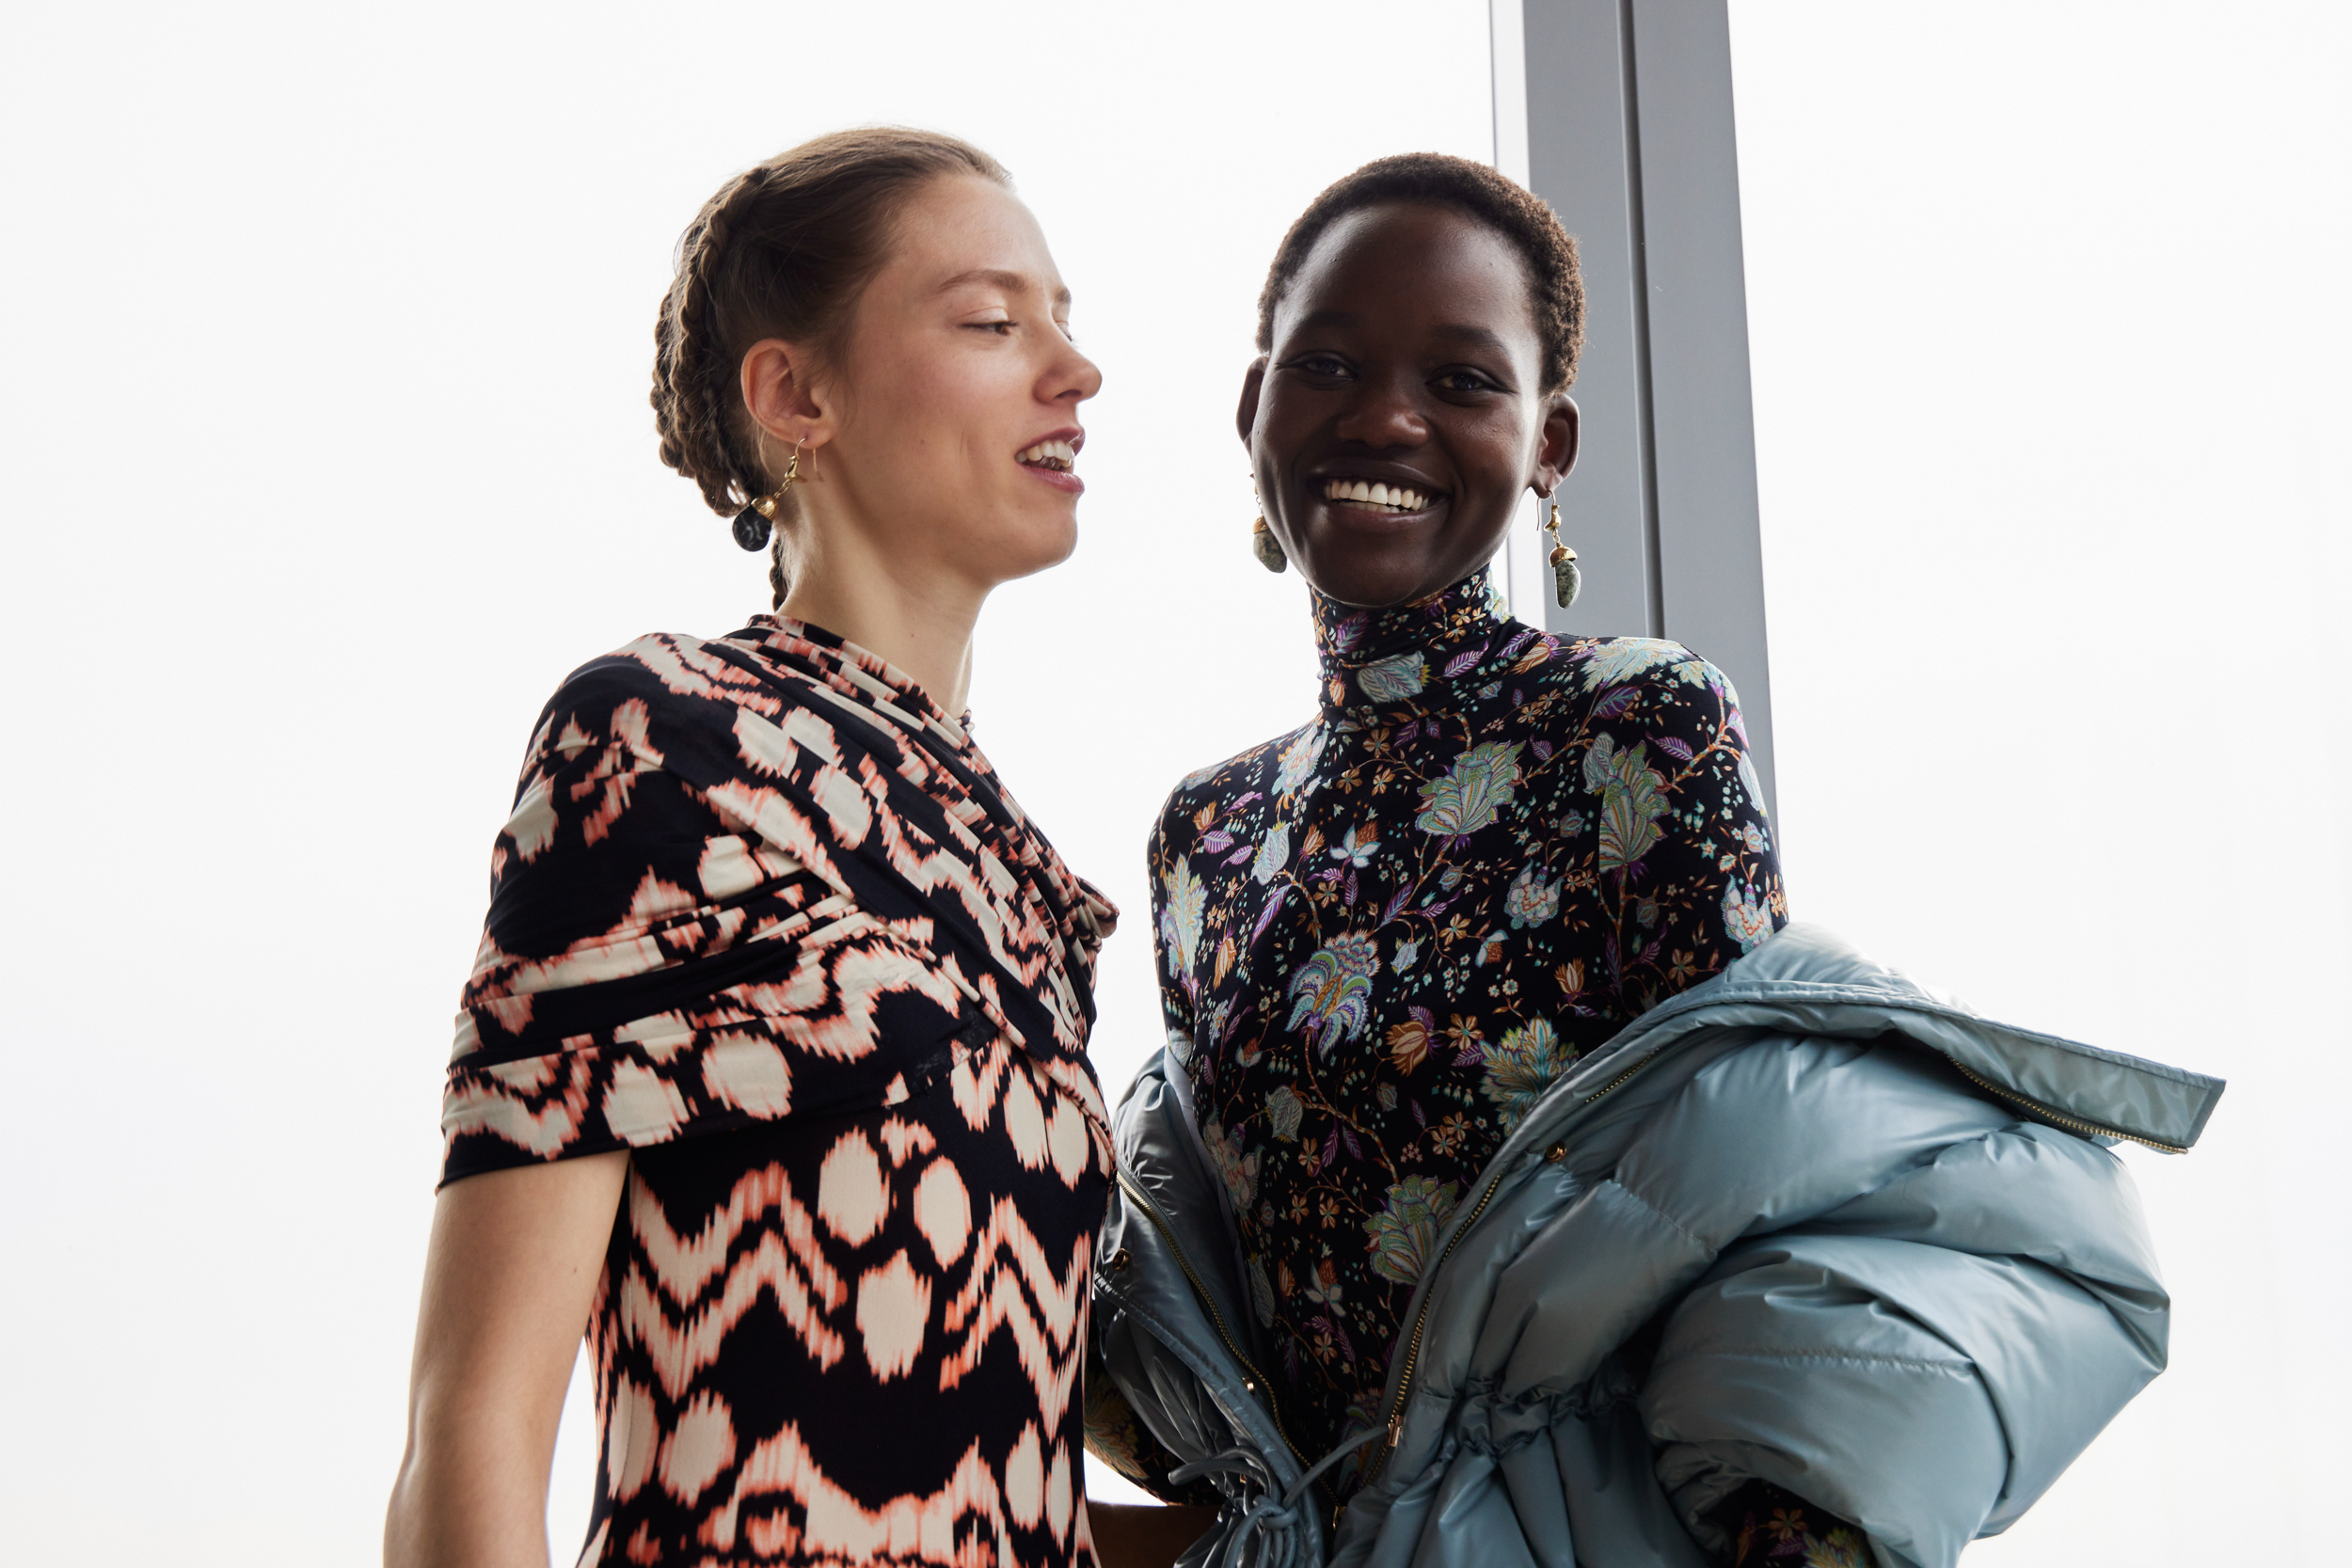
[1251,481,1288,574]
[1544,495,1581,610]
[733,441,803,551]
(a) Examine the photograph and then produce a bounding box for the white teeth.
[1017,437,1077,471]
[1323,478,1432,512]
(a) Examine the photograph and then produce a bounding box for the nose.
[1332,370,1426,450]
[1043,334,1103,405]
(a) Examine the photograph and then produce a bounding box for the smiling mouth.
[1324,478,1437,514]
[1017,437,1077,473]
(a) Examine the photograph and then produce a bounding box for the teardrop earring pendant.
[1544,496,1581,610]
[1251,483,1288,574]
[733,441,803,551]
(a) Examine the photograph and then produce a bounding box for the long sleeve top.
[1096,566,1832,1555]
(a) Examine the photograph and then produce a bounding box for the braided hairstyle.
[1256,153,1585,393]
[652,128,1010,608]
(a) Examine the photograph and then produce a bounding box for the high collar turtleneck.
[1309,564,1537,713]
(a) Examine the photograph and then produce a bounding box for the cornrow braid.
[650,128,1011,607]
[1257,152,1585,394]
[652,166,775,518]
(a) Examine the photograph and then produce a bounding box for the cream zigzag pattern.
[693,1420,1086,1566]
[607,1048,1101,1452]
[936,1201,1091,1431]
[619,1164,850,1397]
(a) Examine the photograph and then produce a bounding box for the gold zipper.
[1112,1166,1305,1468]
[1943,1058,2188,1153]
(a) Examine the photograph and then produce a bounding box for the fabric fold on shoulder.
[440,620,1116,1185]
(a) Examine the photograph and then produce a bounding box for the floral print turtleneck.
[1145,564,1787,1483]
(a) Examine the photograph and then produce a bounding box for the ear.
[1235,356,1269,448]
[1533,393,1581,493]
[740,339,834,455]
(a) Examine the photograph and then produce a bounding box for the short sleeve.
[1590,648,1786,1015]
[437,663,985,1186]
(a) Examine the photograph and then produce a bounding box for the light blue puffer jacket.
[1089,925,2223,1568]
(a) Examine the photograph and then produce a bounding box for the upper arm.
[1145,797,1199,1038]
[389,1152,628,1568]
[1585,648,1784,1013]
[408,1154,628,1421]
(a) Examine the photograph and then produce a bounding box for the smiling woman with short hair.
[1091,151,1802,1550]
[1085,153,2193,1568]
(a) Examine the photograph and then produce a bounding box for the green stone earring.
[1544,496,1581,609]
[1252,483,1288,574]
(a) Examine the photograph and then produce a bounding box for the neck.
[777,511,983,715]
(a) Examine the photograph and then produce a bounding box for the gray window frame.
[1493,0,1777,822]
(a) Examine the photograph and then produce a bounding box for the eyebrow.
[936,267,1072,307]
[1429,323,1512,356]
[1288,310,1513,357]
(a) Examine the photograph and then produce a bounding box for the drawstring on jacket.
[1166,1427,1389,1568]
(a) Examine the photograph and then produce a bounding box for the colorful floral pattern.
[1722,1481,1871,1567]
[442,617,1116,1567]
[1143,565,1786,1484]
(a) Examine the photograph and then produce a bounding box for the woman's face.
[1239,202,1578,609]
[793,175,1101,593]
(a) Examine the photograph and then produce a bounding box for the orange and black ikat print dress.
[440,616,1119,1568]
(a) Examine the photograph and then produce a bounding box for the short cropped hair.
[1255,152,1585,393]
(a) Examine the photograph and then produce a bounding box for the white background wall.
[0,3,2339,1564]
[1730,6,2350,1563]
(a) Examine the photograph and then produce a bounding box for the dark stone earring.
[733,441,803,552]
[733,499,774,551]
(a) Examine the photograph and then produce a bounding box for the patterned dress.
[440,617,1117,1568]
[1096,565,1840,1558]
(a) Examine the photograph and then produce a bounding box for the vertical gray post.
[1495,0,1777,823]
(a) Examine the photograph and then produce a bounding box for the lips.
[1016,429,1085,495]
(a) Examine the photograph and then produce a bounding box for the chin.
[1298,551,1443,610]
[977,512,1080,585]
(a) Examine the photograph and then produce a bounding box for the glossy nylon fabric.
[1089,925,2223,1568]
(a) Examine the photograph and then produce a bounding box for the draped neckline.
[742,612,973,741]
[1309,564,1541,714]
[738,610,1115,980]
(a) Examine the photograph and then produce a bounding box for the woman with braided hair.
[387,128,1184,1568]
